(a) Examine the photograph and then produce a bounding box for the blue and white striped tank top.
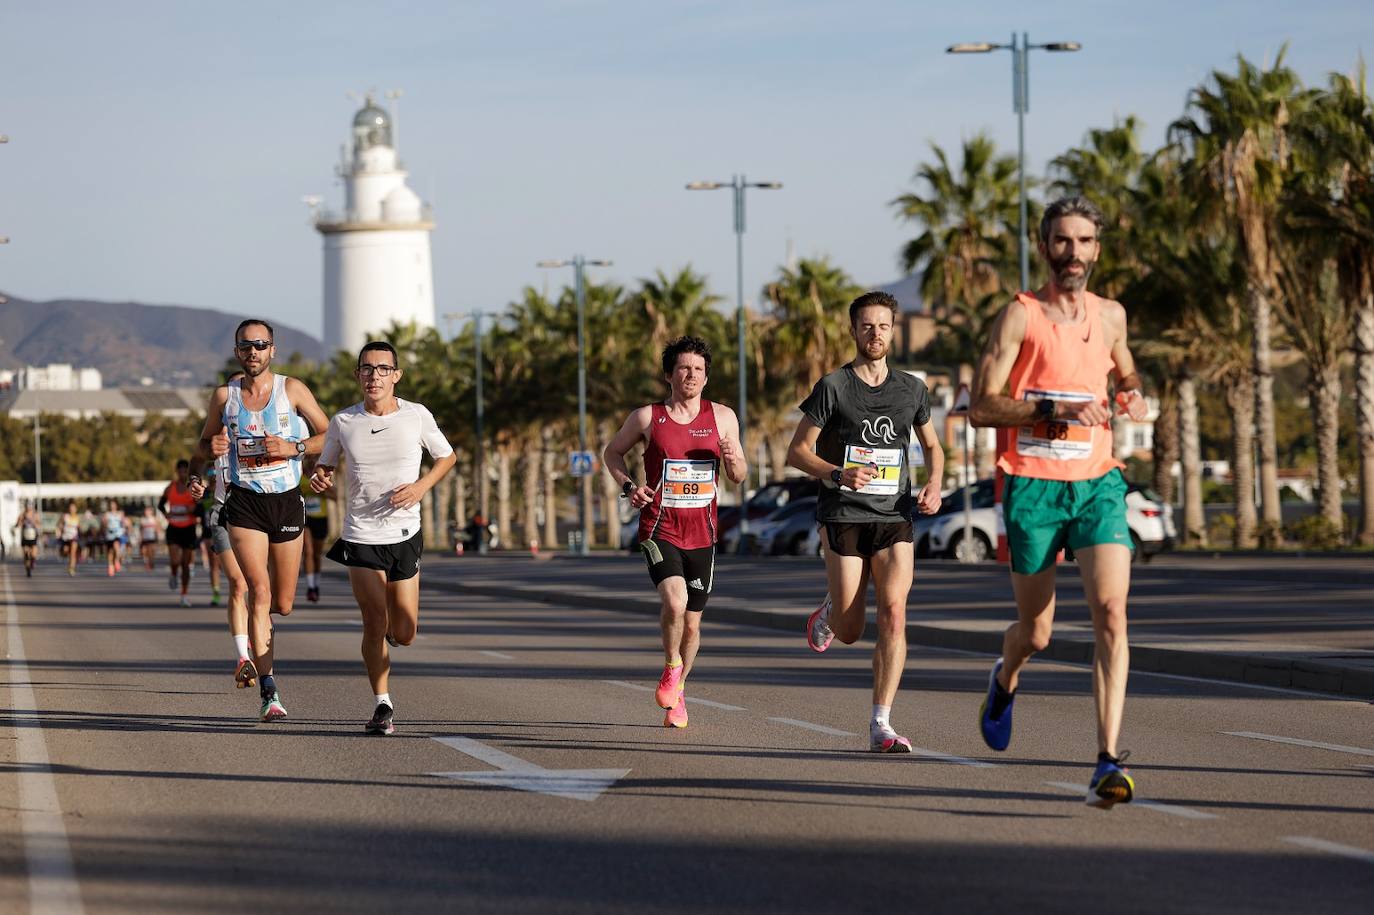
[224,374,307,494]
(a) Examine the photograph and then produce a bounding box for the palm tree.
[1170,48,1319,547]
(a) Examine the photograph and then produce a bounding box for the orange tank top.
[996,292,1123,482]
[163,484,199,528]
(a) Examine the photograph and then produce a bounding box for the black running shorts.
[639,538,714,612]
[222,485,305,544]
[327,530,423,582]
[305,516,329,540]
[823,520,913,558]
[165,525,199,550]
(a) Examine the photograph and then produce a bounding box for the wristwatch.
[830,468,843,486]
[295,440,307,456]
[621,480,635,498]
[1034,399,1056,422]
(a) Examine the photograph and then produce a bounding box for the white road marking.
[429,735,629,802]
[767,717,859,737]
[1224,731,1374,758]
[601,679,744,710]
[1044,781,1218,820]
[1283,836,1374,865]
[907,747,996,769]
[480,650,516,660]
[4,566,86,913]
[339,618,425,639]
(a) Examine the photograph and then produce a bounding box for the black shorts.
[166,525,199,550]
[306,516,329,540]
[823,520,913,558]
[222,485,305,544]
[639,538,714,612]
[21,537,37,547]
[327,530,423,582]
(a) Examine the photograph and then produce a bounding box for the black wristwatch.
[295,440,307,456]
[621,480,635,498]
[1034,399,1056,422]
[830,468,843,486]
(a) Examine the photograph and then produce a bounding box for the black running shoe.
[385,632,400,648]
[365,702,395,735]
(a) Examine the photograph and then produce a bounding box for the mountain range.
[0,294,324,387]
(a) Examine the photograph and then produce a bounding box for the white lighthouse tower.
[315,92,436,354]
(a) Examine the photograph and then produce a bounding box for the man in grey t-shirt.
[786,291,945,752]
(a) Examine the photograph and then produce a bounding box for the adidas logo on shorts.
[688,578,704,590]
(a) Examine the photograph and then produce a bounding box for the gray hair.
[1038,196,1105,244]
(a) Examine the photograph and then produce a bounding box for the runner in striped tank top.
[969,197,1150,808]
[604,336,748,730]
[197,319,329,722]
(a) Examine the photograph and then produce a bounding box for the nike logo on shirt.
[371,428,387,434]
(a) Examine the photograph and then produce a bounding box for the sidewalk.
[423,552,1374,700]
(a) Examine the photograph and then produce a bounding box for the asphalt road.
[2,555,1372,914]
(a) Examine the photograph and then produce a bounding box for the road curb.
[426,577,1373,701]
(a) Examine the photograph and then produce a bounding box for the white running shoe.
[806,594,834,653]
[869,721,913,754]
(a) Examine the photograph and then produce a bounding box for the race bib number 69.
[662,459,716,508]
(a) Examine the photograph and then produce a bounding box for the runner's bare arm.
[1103,300,1149,421]
[196,386,230,462]
[912,418,945,515]
[389,451,458,509]
[263,378,329,458]
[969,301,1037,428]
[785,417,878,489]
[712,403,748,484]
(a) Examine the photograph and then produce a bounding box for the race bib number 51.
[842,445,902,496]
[662,459,716,508]
[1018,388,1096,460]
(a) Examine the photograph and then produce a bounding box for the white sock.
[871,704,891,729]
[375,693,391,710]
[233,635,250,659]
[308,573,318,588]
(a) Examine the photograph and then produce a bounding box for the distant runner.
[102,500,127,577]
[58,501,81,576]
[603,336,748,729]
[969,196,1149,808]
[301,459,330,603]
[160,459,201,607]
[138,506,162,572]
[16,503,41,577]
[311,341,457,735]
[787,291,944,752]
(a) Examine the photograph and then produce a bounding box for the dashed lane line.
[1224,731,1374,758]
[766,717,859,737]
[601,679,745,711]
[479,650,517,660]
[1043,781,1218,820]
[4,565,87,914]
[1282,836,1374,865]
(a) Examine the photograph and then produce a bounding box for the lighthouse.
[315,93,436,354]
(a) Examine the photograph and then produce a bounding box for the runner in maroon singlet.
[604,336,748,729]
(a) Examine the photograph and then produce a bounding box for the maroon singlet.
[637,399,722,550]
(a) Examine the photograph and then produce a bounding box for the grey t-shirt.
[800,364,932,523]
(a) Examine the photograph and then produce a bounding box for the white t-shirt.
[319,398,454,545]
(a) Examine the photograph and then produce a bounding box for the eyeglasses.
[235,339,272,353]
[356,364,398,377]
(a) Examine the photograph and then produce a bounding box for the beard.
[1050,252,1095,291]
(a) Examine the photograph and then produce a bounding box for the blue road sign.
[569,451,595,477]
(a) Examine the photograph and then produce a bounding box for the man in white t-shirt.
[311,341,457,735]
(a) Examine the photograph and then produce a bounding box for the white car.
[916,480,1176,563]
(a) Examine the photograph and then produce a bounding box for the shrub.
[1283,514,1347,551]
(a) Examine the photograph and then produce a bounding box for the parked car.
[914,479,1176,563]
[743,496,820,556]
[717,478,818,550]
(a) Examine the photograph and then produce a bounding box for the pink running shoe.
[869,722,913,754]
[663,691,688,728]
[806,594,834,653]
[655,664,684,709]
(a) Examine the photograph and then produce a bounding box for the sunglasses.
[235,339,272,353]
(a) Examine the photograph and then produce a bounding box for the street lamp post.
[443,310,501,552]
[685,175,781,543]
[537,255,612,557]
[947,35,1081,290]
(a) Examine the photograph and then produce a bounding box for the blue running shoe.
[1087,752,1135,809]
[978,658,1014,751]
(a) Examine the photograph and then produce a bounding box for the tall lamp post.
[537,255,612,556]
[443,309,502,553]
[685,175,781,542]
[947,35,1081,290]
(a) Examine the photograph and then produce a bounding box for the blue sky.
[1,1,1369,339]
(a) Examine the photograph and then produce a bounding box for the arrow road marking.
[428,736,629,802]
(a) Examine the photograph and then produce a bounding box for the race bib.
[661,459,716,509]
[842,445,902,496]
[22,525,37,539]
[1017,388,1096,460]
[236,436,285,475]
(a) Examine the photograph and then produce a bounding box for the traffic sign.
[569,451,595,477]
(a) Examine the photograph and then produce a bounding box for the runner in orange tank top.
[604,336,748,730]
[969,196,1150,809]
